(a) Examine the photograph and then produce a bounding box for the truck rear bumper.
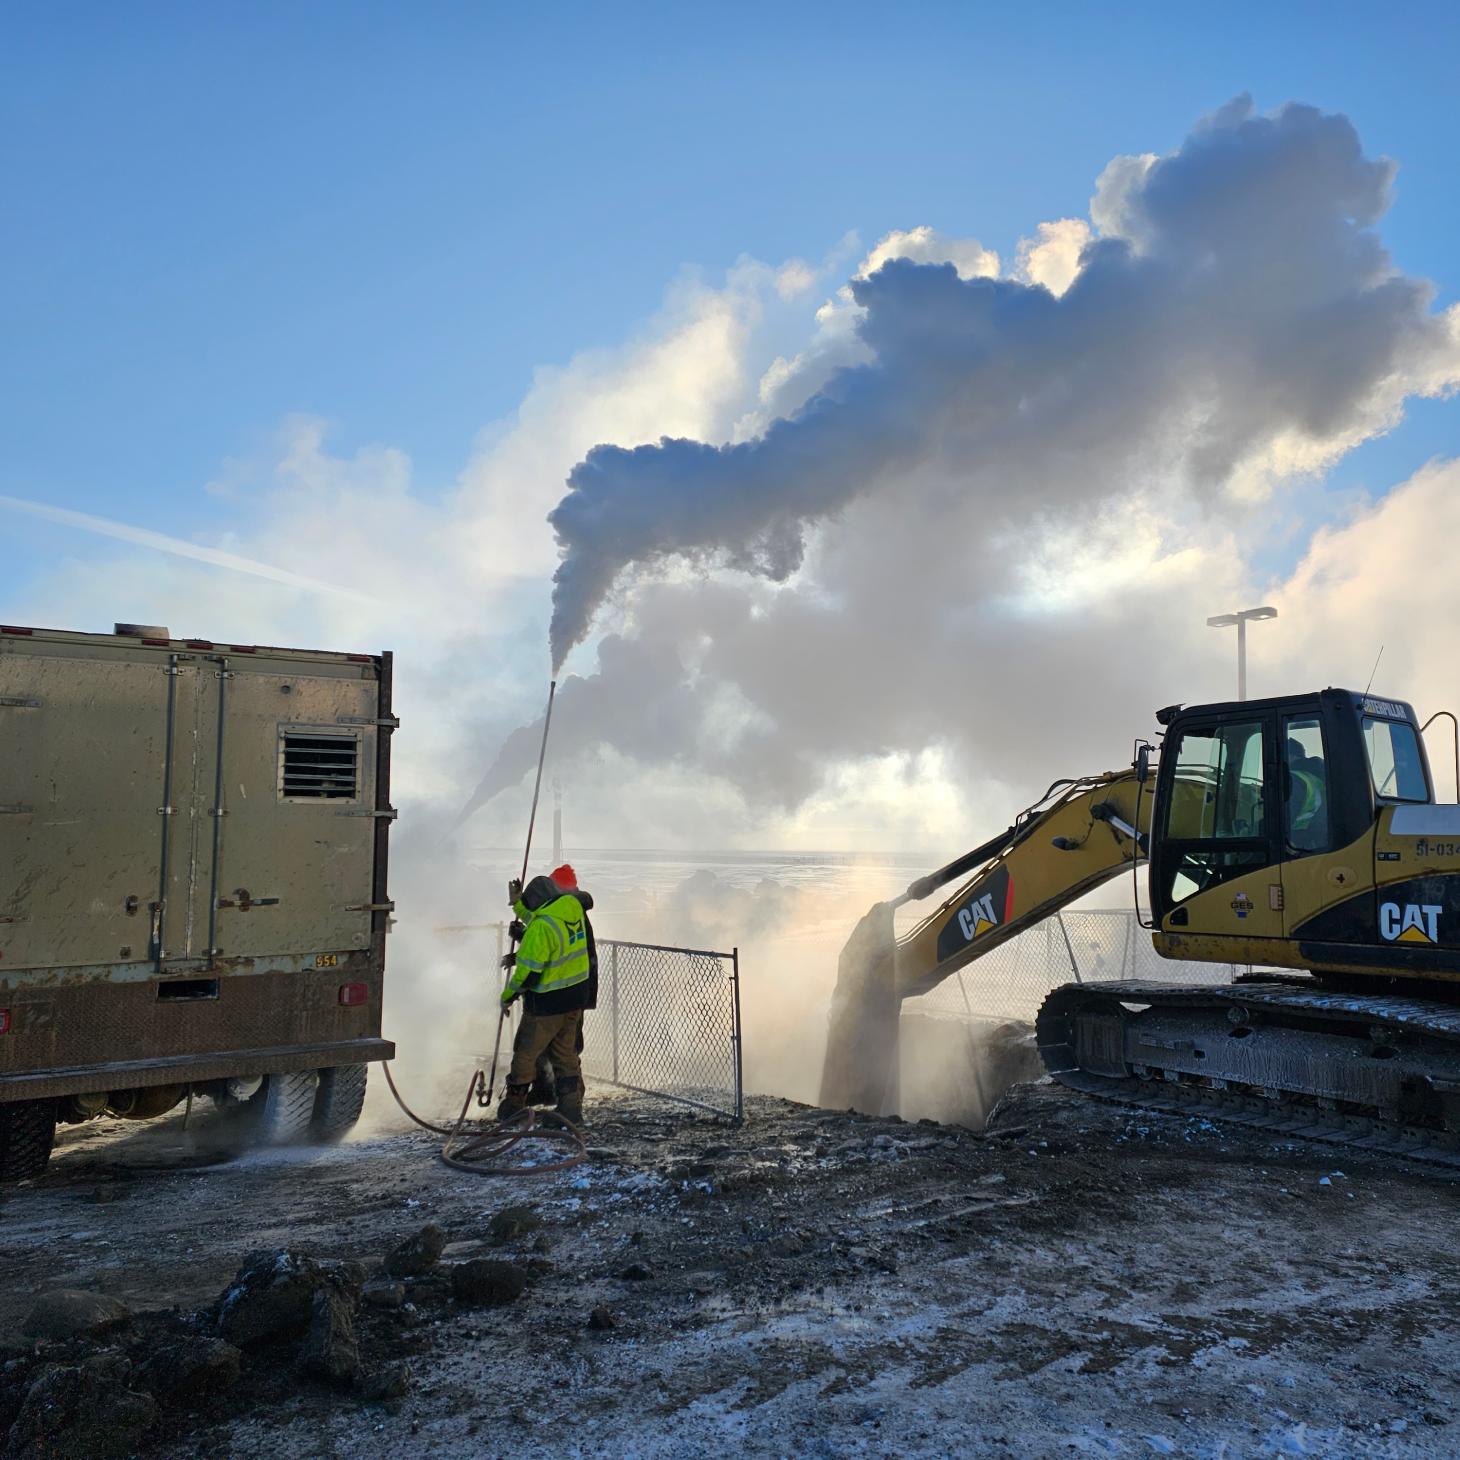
[0,1036,395,1102]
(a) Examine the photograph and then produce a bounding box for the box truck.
[0,623,396,1180]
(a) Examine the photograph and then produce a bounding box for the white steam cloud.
[546,97,1459,671]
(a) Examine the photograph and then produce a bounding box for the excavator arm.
[820,768,1153,1113]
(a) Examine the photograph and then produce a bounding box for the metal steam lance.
[485,679,557,1103]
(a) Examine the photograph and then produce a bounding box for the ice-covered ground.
[3,1082,1459,1457]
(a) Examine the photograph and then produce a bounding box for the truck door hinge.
[345,901,396,913]
[0,696,42,708]
[0,804,33,815]
[0,915,27,925]
[337,715,400,729]
[336,807,399,820]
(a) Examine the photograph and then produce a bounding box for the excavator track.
[1035,978,1460,1169]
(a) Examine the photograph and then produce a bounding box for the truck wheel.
[250,1071,319,1145]
[312,1064,368,1142]
[0,1101,56,1183]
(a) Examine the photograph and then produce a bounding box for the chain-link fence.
[583,939,743,1123]
[459,923,744,1122]
[908,908,1242,1024]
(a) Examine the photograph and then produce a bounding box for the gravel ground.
[3,1079,1460,1457]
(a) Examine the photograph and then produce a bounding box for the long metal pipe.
[519,680,557,887]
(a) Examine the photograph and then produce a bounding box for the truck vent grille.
[281,732,359,799]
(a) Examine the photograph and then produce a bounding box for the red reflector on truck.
[0,1010,10,1034]
[338,982,367,1007]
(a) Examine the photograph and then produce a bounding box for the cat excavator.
[821,687,1460,1163]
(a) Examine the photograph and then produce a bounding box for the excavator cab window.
[1363,717,1429,803]
[1159,719,1271,906]
[1283,714,1331,854]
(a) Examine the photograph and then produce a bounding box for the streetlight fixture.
[1207,606,1278,702]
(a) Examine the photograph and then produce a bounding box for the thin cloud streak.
[0,493,366,600]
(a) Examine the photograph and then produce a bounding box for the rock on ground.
[22,1290,129,1341]
[450,1259,528,1305]
[134,1335,242,1403]
[6,1363,157,1460]
[383,1223,446,1277]
[216,1250,331,1347]
[488,1206,540,1246]
[297,1287,361,1387]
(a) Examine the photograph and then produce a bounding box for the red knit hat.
[550,864,578,892]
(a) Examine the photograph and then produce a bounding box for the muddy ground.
[3,1079,1460,1458]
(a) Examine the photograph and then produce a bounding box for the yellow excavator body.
[822,687,1460,1163]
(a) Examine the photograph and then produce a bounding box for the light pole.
[1207,606,1277,701]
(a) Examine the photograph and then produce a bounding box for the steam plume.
[547,97,1458,672]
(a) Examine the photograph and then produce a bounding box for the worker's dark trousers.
[509,1010,584,1085]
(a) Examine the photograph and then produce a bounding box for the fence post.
[1057,912,1082,983]
[611,941,620,1084]
[730,947,744,1125]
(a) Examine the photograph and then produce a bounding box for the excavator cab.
[1149,689,1457,976]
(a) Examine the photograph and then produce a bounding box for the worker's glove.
[507,877,523,904]
[507,918,526,944]
[500,987,519,1010]
[499,952,517,972]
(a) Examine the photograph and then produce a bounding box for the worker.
[1286,737,1328,851]
[526,865,598,1107]
[497,867,592,1125]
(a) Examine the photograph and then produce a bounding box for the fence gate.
[459,923,745,1123]
[584,939,743,1123]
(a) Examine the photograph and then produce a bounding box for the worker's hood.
[519,874,559,912]
[515,889,586,923]
[578,890,594,912]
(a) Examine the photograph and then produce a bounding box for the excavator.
[820,686,1460,1163]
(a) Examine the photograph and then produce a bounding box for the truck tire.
[0,1101,56,1183]
[251,1071,319,1145]
[312,1064,368,1142]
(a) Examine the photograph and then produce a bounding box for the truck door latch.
[215,889,281,912]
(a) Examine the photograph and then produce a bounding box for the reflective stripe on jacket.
[506,893,591,998]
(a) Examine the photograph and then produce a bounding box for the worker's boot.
[495,1082,531,1122]
[554,1075,584,1127]
[527,1057,557,1107]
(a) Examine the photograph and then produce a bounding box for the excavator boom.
[821,769,1151,1112]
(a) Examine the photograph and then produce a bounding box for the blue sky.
[6,0,1460,589]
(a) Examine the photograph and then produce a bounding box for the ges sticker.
[1380,902,1442,944]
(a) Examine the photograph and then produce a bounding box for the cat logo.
[1379,902,1442,944]
[957,893,999,942]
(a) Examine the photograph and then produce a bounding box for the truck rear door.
[199,658,382,965]
[0,646,177,970]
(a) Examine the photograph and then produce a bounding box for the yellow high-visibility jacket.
[505,893,591,1002]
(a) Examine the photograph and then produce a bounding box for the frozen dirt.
[3,1079,1460,1458]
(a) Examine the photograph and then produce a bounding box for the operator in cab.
[497,864,594,1126]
